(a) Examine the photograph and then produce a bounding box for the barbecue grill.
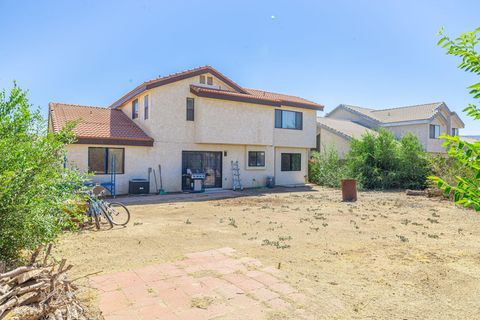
[184,168,206,192]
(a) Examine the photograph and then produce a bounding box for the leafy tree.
[0,83,86,263]
[430,28,480,211]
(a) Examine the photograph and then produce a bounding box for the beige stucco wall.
[316,127,352,159]
[274,108,317,148]
[274,147,308,186]
[64,73,316,193]
[195,98,273,145]
[66,144,154,195]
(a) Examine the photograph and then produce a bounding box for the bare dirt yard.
[56,186,480,319]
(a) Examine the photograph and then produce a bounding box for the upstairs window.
[248,151,265,167]
[275,109,303,130]
[200,75,206,84]
[132,99,138,119]
[281,153,301,171]
[429,124,440,139]
[186,97,194,121]
[88,147,125,174]
[144,95,149,120]
[452,128,459,136]
[207,76,213,85]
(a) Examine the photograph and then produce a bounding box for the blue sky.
[0,0,479,134]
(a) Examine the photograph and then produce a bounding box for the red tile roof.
[49,103,154,146]
[110,66,323,111]
[190,85,323,110]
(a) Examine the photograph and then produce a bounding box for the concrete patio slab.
[91,248,314,319]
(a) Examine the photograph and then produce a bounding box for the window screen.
[429,124,440,139]
[186,98,194,121]
[281,153,301,171]
[274,109,302,130]
[88,147,124,174]
[248,151,265,167]
[144,95,149,120]
[132,99,139,119]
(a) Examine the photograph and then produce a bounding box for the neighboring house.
[48,66,323,194]
[461,135,480,144]
[315,102,465,156]
[315,118,373,158]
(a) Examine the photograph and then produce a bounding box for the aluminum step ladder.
[231,160,243,191]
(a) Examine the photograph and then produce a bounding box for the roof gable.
[110,66,247,109]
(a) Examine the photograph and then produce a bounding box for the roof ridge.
[371,102,443,112]
[145,65,211,84]
[50,102,108,110]
[342,104,375,111]
[245,87,302,99]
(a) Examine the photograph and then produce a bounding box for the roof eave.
[191,86,323,110]
[381,119,431,126]
[74,137,154,147]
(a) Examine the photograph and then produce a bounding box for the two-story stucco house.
[48,66,323,195]
[315,102,465,157]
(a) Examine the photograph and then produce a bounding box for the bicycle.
[86,186,130,229]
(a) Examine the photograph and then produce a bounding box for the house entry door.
[182,151,222,190]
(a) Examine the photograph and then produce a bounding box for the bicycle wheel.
[106,202,130,226]
[91,207,101,230]
[100,208,114,229]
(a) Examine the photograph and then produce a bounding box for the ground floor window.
[248,151,265,167]
[88,147,125,174]
[281,153,301,171]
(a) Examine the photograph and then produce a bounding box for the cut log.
[405,189,426,196]
[0,267,35,281]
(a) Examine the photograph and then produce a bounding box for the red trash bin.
[341,179,357,202]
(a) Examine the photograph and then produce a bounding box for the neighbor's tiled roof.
[461,136,480,144]
[317,117,374,139]
[49,103,154,146]
[110,65,323,111]
[339,103,446,123]
[190,85,323,110]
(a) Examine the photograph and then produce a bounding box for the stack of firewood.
[0,245,87,320]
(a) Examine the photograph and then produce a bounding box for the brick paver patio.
[90,248,314,319]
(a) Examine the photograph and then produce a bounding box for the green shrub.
[308,146,347,188]
[398,133,431,189]
[0,83,86,263]
[429,155,476,189]
[347,129,430,190]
